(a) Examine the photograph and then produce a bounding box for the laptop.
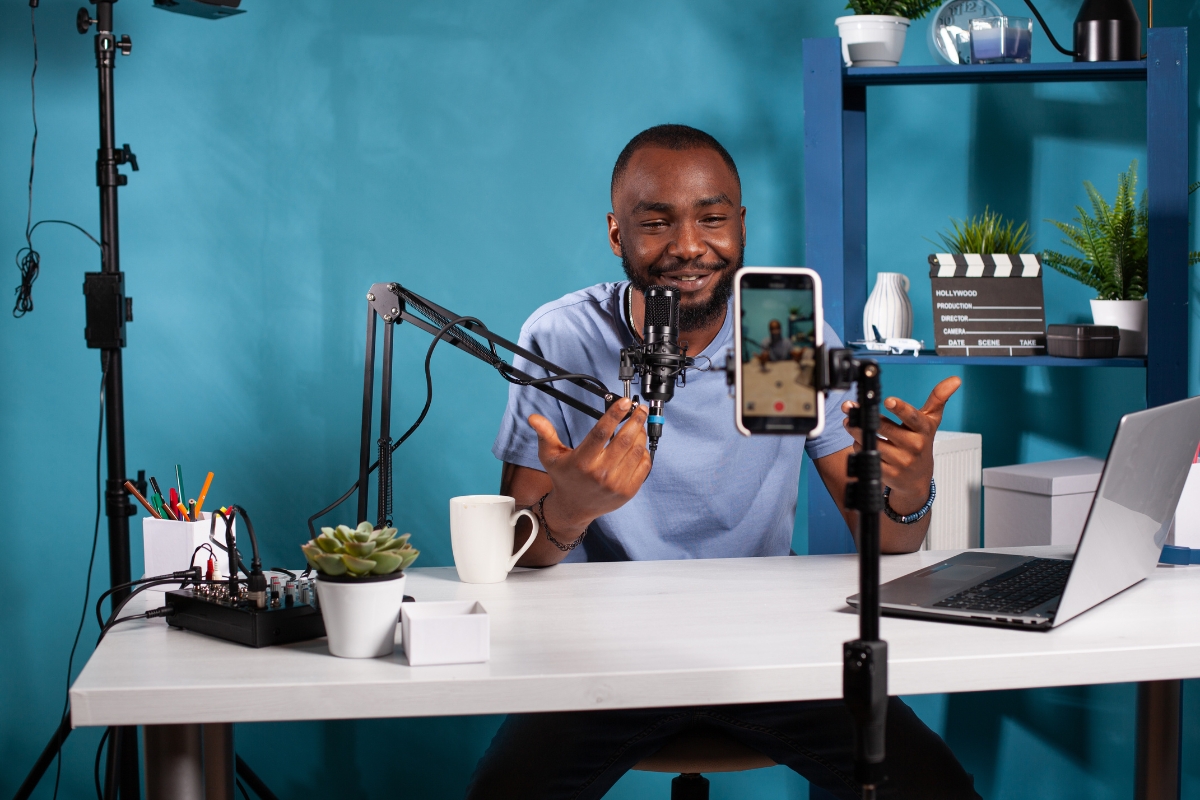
[849,395,1200,630]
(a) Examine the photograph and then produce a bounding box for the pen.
[194,472,214,516]
[175,465,187,512]
[169,488,181,517]
[124,480,161,519]
[148,476,169,513]
[160,495,178,521]
[188,499,197,521]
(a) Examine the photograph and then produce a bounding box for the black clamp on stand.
[824,348,889,799]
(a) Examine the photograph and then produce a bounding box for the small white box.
[142,512,234,585]
[983,457,1103,548]
[402,601,489,666]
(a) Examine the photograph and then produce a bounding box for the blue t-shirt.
[492,281,854,562]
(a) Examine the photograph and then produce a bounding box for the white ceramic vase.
[316,572,407,658]
[834,15,910,67]
[1090,299,1148,357]
[864,272,913,341]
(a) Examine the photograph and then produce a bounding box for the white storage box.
[142,512,234,586]
[983,457,1103,548]
[925,431,982,550]
[402,601,489,666]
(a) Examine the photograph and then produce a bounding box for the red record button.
[773,401,785,412]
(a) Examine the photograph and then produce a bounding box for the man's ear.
[607,212,623,258]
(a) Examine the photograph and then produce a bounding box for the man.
[471,125,973,798]
[759,318,800,363]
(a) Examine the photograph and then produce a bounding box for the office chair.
[632,726,776,799]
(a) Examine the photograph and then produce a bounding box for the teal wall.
[1,1,1196,797]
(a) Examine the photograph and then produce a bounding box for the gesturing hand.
[527,398,653,532]
[841,376,961,515]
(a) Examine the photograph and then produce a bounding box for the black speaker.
[1073,0,1141,61]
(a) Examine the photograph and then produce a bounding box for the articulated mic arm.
[357,282,618,529]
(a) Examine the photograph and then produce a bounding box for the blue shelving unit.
[802,29,1189,556]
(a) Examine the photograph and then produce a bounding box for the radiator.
[924,431,982,551]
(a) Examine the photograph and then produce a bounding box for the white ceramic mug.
[449,495,539,584]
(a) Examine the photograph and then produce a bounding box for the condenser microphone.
[640,286,686,457]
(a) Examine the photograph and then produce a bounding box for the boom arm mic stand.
[357,282,618,529]
[825,350,888,799]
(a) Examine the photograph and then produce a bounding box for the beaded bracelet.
[534,492,587,552]
[882,479,936,525]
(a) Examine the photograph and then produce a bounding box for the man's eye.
[641,220,668,229]
[701,215,727,225]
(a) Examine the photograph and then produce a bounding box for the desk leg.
[143,725,204,800]
[202,724,235,800]
[1135,680,1181,800]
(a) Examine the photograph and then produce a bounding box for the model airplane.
[849,326,924,356]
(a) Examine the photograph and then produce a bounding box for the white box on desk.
[983,457,1103,548]
[402,601,489,666]
[142,512,234,585]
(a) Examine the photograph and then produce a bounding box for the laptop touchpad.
[930,564,993,583]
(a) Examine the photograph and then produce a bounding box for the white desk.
[71,547,1200,796]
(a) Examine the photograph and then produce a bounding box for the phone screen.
[734,269,823,436]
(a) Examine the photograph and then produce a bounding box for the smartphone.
[733,267,825,437]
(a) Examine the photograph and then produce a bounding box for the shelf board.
[844,60,1147,86]
[864,353,1146,367]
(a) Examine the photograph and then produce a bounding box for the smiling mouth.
[657,271,715,292]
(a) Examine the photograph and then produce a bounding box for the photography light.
[153,0,244,19]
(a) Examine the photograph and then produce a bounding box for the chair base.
[671,773,709,800]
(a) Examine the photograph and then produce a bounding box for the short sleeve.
[491,325,566,474]
[804,323,856,461]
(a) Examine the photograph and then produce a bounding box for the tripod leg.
[11,713,72,800]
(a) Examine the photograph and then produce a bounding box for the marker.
[124,480,161,519]
[169,487,180,515]
[175,465,187,512]
[176,502,191,522]
[188,499,197,521]
[194,472,214,517]
[159,495,178,521]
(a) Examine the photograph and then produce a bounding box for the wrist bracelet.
[882,479,936,525]
[534,492,587,552]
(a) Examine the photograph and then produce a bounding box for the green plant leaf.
[369,551,403,574]
[334,525,354,543]
[400,549,420,570]
[315,553,348,576]
[301,543,322,570]
[345,540,377,558]
[356,521,374,535]
[342,555,376,575]
[377,533,412,551]
[316,533,343,554]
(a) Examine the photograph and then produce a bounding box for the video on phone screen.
[740,288,817,419]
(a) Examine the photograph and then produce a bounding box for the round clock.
[928,0,1005,64]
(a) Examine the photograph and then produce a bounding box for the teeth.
[678,276,699,282]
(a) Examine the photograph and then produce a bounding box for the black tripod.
[827,352,889,799]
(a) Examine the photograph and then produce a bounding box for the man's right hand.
[527,397,652,535]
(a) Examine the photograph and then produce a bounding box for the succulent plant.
[301,522,419,577]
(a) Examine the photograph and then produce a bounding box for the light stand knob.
[76,7,96,34]
[117,34,132,55]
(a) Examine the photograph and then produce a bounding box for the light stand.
[355,282,616,528]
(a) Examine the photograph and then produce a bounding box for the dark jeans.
[466,698,979,800]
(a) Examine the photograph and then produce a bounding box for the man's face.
[769,320,782,340]
[608,147,746,332]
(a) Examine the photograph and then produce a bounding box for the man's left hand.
[841,376,961,515]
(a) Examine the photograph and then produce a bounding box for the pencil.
[124,480,162,519]
[176,502,191,522]
[175,465,187,510]
[194,472,214,516]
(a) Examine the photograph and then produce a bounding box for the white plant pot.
[863,272,913,340]
[1090,299,1148,357]
[316,572,407,658]
[834,15,910,67]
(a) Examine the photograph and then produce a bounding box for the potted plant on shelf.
[301,522,420,658]
[933,206,1032,256]
[835,0,940,67]
[1042,161,1199,357]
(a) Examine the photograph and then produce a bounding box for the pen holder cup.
[142,512,235,587]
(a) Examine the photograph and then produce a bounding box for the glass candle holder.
[969,16,1032,64]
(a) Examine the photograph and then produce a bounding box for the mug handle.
[507,508,539,571]
[900,274,910,293]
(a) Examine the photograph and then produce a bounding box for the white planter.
[863,272,913,340]
[835,15,910,67]
[1090,299,1147,357]
[315,572,406,658]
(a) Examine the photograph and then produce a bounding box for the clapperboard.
[928,254,1047,356]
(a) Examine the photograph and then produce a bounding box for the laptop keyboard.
[933,558,1072,616]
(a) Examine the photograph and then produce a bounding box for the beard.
[622,248,742,332]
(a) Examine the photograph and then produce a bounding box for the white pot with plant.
[835,0,939,67]
[301,522,420,658]
[1042,160,1200,358]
